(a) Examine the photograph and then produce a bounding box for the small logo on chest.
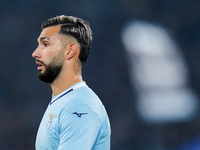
[46,114,57,130]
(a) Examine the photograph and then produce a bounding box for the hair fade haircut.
[42,15,93,66]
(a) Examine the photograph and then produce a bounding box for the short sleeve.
[58,104,101,150]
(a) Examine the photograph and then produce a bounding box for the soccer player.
[32,15,111,150]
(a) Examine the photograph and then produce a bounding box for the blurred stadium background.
[0,0,200,149]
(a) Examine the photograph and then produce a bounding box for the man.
[32,15,111,150]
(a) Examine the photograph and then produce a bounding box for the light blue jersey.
[35,82,111,150]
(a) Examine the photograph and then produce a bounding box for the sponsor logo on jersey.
[72,112,88,118]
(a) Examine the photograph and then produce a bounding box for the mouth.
[36,61,44,71]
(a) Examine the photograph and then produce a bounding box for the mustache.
[36,60,45,65]
[36,59,47,67]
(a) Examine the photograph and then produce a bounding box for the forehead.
[38,25,61,40]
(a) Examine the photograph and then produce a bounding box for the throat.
[51,75,83,96]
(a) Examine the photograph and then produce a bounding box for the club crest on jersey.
[47,114,57,130]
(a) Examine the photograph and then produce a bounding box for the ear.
[66,43,79,60]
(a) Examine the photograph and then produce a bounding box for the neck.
[50,71,83,96]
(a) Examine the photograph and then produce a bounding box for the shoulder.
[61,85,102,110]
[58,104,102,135]
[59,86,107,120]
[54,84,109,124]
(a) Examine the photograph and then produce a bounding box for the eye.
[44,42,49,47]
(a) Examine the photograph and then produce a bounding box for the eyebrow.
[37,36,50,42]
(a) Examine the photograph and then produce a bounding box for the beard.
[38,53,64,83]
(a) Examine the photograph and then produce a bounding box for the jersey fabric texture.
[35,82,111,150]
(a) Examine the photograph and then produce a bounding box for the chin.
[39,69,45,73]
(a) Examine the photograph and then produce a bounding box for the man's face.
[32,25,65,83]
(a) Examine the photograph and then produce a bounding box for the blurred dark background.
[0,0,200,149]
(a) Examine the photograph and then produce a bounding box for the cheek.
[43,47,56,59]
[42,43,64,63]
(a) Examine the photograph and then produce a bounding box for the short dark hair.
[42,15,93,66]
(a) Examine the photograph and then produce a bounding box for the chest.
[36,105,61,149]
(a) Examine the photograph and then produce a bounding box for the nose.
[32,46,40,58]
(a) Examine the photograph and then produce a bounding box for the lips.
[36,61,44,71]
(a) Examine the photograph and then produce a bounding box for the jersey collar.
[50,81,87,105]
